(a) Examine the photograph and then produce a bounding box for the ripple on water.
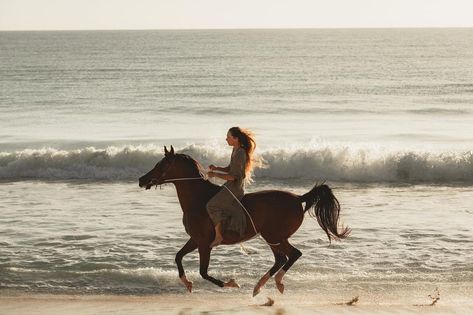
[61,235,97,241]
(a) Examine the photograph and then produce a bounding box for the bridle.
[145,156,280,246]
[148,157,207,189]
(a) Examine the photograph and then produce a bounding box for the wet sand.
[1,283,472,315]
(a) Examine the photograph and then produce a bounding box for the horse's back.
[243,189,299,205]
[242,190,303,219]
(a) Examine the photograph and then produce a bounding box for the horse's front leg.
[198,246,240,288]
[175,238,198,292]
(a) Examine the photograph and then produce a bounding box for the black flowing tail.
[299,184,351,242]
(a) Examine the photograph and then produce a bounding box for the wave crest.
[1,145,472,183]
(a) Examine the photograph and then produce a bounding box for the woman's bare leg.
[210,222,224,248]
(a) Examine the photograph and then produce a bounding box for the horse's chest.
[182,212,212,239]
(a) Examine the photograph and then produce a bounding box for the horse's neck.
[173,180,218,213]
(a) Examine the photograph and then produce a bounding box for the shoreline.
[1,283,472,315]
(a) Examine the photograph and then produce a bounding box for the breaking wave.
[1,144,472,183]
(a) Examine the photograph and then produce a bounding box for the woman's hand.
[209,164,217,171]
[207,171,216,178]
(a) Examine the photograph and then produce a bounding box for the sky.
[1,0,473,31]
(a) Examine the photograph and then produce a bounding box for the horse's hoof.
[180,276,193,293]
[186,281,193,293]
[275,270,285,294]
[253,286,262,297]
[224,279,240,288]
[276,282,284,294]
[252,272,270,297]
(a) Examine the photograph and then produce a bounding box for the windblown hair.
[228,126,256,183]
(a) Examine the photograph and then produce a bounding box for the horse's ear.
[170,145,175,155]
[164,146,169,156]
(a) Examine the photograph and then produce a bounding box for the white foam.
[1,144,472,183]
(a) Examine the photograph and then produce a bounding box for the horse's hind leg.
[252,247,288,297]
[198,246,240,288]
[273,239,302,294]
[175,238,198,292]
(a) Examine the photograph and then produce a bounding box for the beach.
[1,28,472,314]
[1,282,472,315]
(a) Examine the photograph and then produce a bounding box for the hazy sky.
[1,0,473,30]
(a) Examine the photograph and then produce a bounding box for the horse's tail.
[299,183,351,242]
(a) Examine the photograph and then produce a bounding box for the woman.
[206,127,256,248]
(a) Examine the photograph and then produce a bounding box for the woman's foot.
[210,235,224,248]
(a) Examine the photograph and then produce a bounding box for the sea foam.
[1,144,472,183]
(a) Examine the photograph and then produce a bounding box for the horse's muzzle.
[139,176,159,190]
[138,177,151,189]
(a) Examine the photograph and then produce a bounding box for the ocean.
[0,29,472,304]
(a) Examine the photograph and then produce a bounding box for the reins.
[151,173,280,247]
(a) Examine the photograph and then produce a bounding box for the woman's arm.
[209,164,230,172]
[208,171,235,181]
[220,165,230,172]
[208,150,245,182]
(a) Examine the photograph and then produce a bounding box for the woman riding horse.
[138,137,350,296]
[206,127,256,248]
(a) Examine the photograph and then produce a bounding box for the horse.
[138,145,350,296]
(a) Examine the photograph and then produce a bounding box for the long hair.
[228,126,256,183]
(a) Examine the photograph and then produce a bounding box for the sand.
[1,283,472,315]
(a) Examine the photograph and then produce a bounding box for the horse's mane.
[175,153,219,189]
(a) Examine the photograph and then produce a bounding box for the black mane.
[175,153,219,189]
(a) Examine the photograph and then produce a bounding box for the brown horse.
[138,146,350,296]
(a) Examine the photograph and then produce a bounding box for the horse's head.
[138,145,203,189]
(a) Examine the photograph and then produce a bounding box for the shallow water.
[1,28,472,296]
[1,180,472,294]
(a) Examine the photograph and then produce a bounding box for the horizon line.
[1,26,473,32]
